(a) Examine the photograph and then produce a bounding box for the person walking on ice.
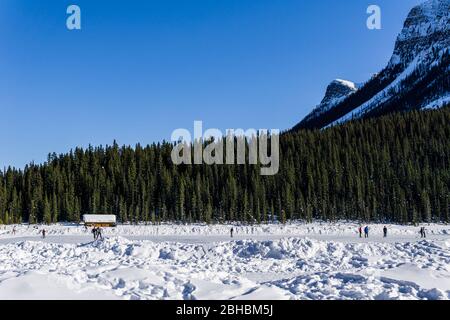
[41,229,46,239]
[383,226,388,238]
[97,227,103,240]
[364,226,369,238]
[92,227,98,240]
[420,227,426,238]
[358,226,362,238]
[230,227,234,238]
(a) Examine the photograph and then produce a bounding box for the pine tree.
[420,191,432,222]
[43,197,52,225]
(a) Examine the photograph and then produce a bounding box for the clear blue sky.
[0,0,422,168]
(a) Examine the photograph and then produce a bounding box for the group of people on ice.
[358,225,389,238]
[419,227,427,238]
[229,225,429,239]
[10,226,47,238]
[358,225,374,238]
[358,225,427,238]
[92,226,103,240]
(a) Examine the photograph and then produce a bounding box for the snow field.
[0,223,449,300]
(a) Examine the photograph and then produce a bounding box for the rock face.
[294,0,450,131]
[301,79,359,125]
[320,80,358,106]
[392,0,450,65]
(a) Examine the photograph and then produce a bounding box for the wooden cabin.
[83,214,117,227]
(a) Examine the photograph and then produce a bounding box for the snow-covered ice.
[0,222,449,300]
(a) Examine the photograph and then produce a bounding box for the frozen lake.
[0,222,449,300]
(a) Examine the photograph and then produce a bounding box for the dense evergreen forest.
[0,106,449,225]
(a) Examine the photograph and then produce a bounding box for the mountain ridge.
[293,0,450,131]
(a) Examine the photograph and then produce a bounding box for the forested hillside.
[1,106,449,224]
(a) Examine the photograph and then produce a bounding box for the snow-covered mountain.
[293,0,450,130]
[300,79,359,124]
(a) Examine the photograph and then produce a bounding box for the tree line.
[0,106,449,224]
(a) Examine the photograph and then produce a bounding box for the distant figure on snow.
[92,227,98,240]
[383,226,388,238]
[12,226,16,235]
[364,226,369,238]
[230,227,234,238]
[358,226,362,238]
[420,227,426,238]
[97,227,103,240]
[41,229,46,239]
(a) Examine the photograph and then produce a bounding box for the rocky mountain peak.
[390,0,450,66]
[320,79,358,106]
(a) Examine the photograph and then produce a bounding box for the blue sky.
[0,0,422,168]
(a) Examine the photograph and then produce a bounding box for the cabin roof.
[82,214,116,223]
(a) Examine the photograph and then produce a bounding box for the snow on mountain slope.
[300,79,359,124]
[391,0,450,67]
[294,0,450,130]
[422,93,450,109]
[321,79,359,105]
[325,55,424,127]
